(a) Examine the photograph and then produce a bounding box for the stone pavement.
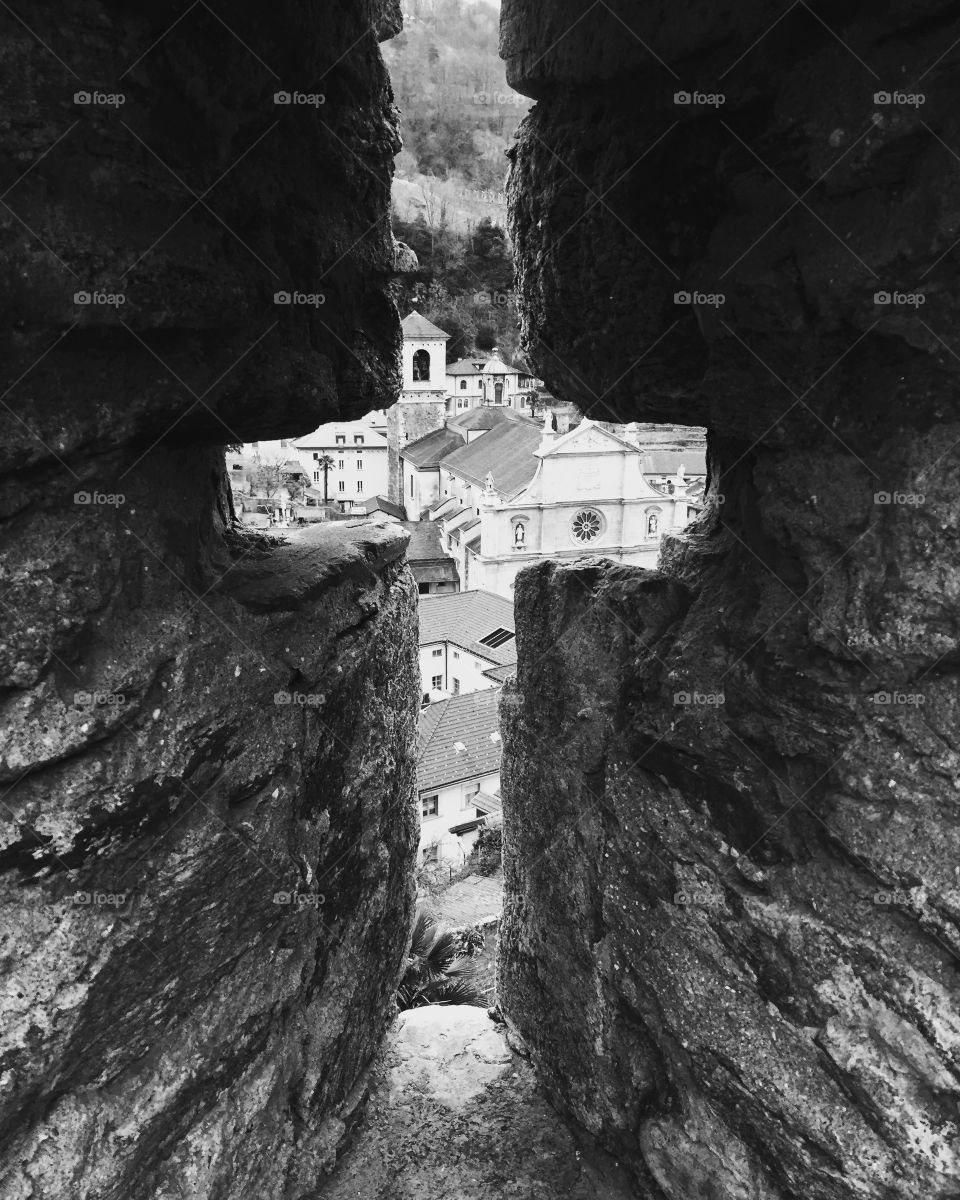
[315,1006,636,1200]
[424,870,503,928]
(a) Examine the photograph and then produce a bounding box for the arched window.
[460,379,467,390]
[495,381,504,404]
[413,349,430,382]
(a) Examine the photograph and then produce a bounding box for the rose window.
[571,509,602,543]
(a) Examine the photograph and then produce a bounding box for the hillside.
[386,0,530,363]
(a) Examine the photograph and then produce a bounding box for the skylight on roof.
[478,628,515,649]
[453,741,467,753]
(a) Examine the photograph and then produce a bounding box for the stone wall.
[387,398,448,508]
[0,3,417,1198]
[500,2,960,1197]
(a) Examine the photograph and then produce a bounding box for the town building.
[386,311,547,506]
[417,688,503,865]
[411,414,705,596]
[387,311,451,502]
[417,590,516,703]
[446,350,540,413]
[402,522,460,596]
[294,417,389,509]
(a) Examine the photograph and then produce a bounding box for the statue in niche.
[647,513,659,536]
[514,522,526,548]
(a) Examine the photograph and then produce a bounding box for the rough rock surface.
[500,2,960,1197]
[0,4,417,1198]
[316,1005,635,1200]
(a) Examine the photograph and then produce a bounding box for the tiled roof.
[418,688,503,792]
[483,662,516,683]
[418,590,517,667]
[401,521,453,564]
[402,427,465,468]
[446,356,529,375]
[363,495,405,519]
[439,419,542,497]
[296,425,388,450]
[643,449,708,475]
[446,407,534,433]
[402,310,450,339]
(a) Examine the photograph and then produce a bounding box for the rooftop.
[440,419,542,497]
[401,520,455,564]
[418,688,503,792]
[418,590,517,667]
[446,355,530,376]
[401,427,466,468]
[362,495,405,520]
[446,407,535,433]
[402,310,450,340]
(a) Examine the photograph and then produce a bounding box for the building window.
[410,476,414,497]
[453,678,460,695]
[231,464,242,471]
[461,782,480,808]
[431,674,443,690]
[338,459,344,469]
[354,435,364,445]
[495,381,503,404]
[338,481,345,493]
[356,458,363,469]
[457,398,469,409]
[571,508,603,543]
[314,471,320,482]
[421,794,439,819]
[413,349,430,381]
[453,651,459,660]
[460,379,467,390]
[336,435,346,444]
[357,480,363,492]
[432,648,443,658]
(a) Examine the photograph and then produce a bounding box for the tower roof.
[402,310,450,340]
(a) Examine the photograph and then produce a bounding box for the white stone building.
[417,688,503,865]
[417,590,516,704]
[446,350,541,414]
[419,414,705,597]
[295,417,389,509]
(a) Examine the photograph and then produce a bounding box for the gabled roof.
[362,495,405,519]
[483,662,516,684]
[439,420,542,498]
[418,688,503,792]
[446,355,530,376]
[418,590,517,667]
[402,427,466,468]
[401,521,454,565]
[540,417,641,458]
[446,407,535,433]
[402,310,450,340]
[296,425,388,450]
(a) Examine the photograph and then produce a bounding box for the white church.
[387,311,707,598]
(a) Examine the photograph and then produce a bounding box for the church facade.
[459,418,702,596]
